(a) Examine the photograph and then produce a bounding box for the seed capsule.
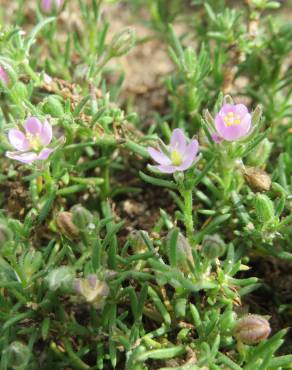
[244,167,271,192]
[5,341,30,369]
[71,205,93,232]
[254,194,275,223]
[56,212,79,239]
[74,275,109,309]
[202,234,226,260]
[234,315,271,344]
[109,28,136,57]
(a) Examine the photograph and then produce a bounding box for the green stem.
[182,188,194,242]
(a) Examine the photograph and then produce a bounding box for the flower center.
[28,134,42,151]
[223,111,241,127]
[171,150,183,166]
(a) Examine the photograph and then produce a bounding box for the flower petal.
[235,104,248,117]
[177,140,199,171]
[6,151,38,164]
[148,147,171,165]
[211,133,223,144]
[154,164,178,174]
[8,129,30,151]
[40,121,53,146]
[24,117,42,135]
[170,129,187,153]
[219,104,235,116]
[37,148,55,160]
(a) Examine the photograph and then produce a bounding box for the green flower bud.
[71,205,93,232]
[5,341,30,369]
[46,266,74,291]
[166,231,194,273]
[234,314,271,344]
[22,250,43,280]
[255,194,275,223]
[56,211,79,239]
[42,95,64,118]
[74,274,109,309]
[0,222,13,243]
[109,28,136,57]
[247,138,273,167]
[202,234,226,260]
[14,82,29,100]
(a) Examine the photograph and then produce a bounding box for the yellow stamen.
[228,112,234,117]
[235,119,241,125]
[171,150,183,166]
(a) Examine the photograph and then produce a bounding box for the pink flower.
[41,0,63,13]
[6,117,55,164]
[214,103,251,142]
[0,65,9,85]
[148,129,199,174]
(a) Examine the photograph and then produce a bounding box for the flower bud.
[14,82,29,100]
[244,167,272,192]
[247,138,273,167]
[5,341,30,369]
[42,95,64,118]
[0,222,13,243]
[202,234,226,260]
[166,231,194,272]
[71,205,93,232]
[74,274,109,309]
[22,250,43,280]
[255,194,275,223]
[0,65,9,85]
[41,0,63,14]
[46,266,74,291]
[109,28,136,57]
[56,212,79,239]
[234,315,271,344]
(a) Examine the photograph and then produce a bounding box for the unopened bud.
[14,82,29,100]
[5,341,30,369]
[56,212,79,238]
[42,95,64,118]
[22,250,43,280]
[234,315,271,344]
[0,222,13,243]
[255,194,275,223]
[247,138,273,167]
[244,167,272,192]
[41,0,63,14]
[71,205,93,232]
[46,266,74,291]
[202,234,226,260]
[166,231,194,272]
[109,28,136,57]
[74,274,109,309]
[0,65,9,85]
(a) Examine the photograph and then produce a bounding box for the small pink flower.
[6,117,55,164]
[0,65,9,85]
[41,0,63,13]
[148,129,199,174]
[214,103,251,142]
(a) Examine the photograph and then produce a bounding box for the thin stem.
[182,188,194,242]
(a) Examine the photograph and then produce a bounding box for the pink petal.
[215,113,251,141]
[148,147,171,165]
[40,121,53,146]
[24,117,42,135]
[37,148,55,160]
[154,164,178,174]
[211,133,223,144]
[170,129,187,153]
[0,65,9,84]
[6,151,38,164]
[177,140,199,171]
[8,129,30,151]
[235,104,248,117]
[219,104,235,116]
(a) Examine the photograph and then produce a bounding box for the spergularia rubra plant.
[6,117,55,164]
[213,103,251,142]
[148,128,199,173]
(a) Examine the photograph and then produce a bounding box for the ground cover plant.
[0,0,292,369]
